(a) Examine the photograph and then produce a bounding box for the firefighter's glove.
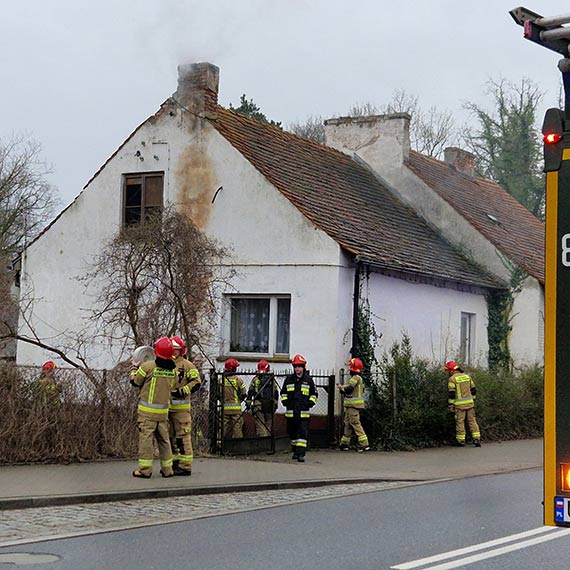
[171,388,187,399]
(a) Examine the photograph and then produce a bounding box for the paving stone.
[0,481,415,546]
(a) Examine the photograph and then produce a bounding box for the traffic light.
[542,108,565,172]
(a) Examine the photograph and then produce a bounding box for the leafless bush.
[0,363,211,464]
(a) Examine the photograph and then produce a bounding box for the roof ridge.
[213,105,357,163]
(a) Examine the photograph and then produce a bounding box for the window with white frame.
[460,312,476,365]
[228,296,290,355]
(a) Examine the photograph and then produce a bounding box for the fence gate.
[208,369,337,455]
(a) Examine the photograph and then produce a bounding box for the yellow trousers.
[455,407,481,442]
[341,407,369,448]
[169,413,193,471]
[137,418,173,476]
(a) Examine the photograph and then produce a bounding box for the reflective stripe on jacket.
[280,371,317,416]
[341,373,365,409]
[222,374,246,413]
[448,372,476,409]
[131,362,175,421]
[169,356,201,417]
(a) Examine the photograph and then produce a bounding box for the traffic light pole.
[510,6,570,527]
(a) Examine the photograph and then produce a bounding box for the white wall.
[197,126,346,372]
[18,109,199,367]
[364,272,489,366]
[510,277,544,365]
[18,107,347,370]
[325,115,544,366]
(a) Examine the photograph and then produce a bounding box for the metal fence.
[208,369,337,455]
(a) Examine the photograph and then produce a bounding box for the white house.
[16,62,543,372]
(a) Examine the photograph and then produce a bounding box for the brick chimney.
[324,114,411,175]
[176,62,219,115]
[444,147,475,177]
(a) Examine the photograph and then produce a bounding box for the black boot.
[173,467,192,476]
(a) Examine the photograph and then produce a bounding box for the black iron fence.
[208,369,337,455]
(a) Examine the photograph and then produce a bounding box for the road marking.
[419,529,570,570]
[391,526,560,569]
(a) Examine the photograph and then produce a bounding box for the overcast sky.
[1,0,566,206]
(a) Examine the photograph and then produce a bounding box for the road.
[1,469,569,569]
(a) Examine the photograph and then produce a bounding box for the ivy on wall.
[486,266,527,372]
[355,297,381,387]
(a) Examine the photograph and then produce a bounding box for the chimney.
[176,62,219,115]
[444,147,475,177]
[324,114,411,174]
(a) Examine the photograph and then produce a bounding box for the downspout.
[351,261,362,357]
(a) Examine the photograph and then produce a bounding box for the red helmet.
[257,360,270,372]
[349,357,363,373]
[154,337,174,360]
[225,358,240,372]
[170,336,186,356]
[291,354,307,366]
[42,361,56,371]
[444,361,459,373]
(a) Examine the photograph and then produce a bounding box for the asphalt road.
[2,469,570,569]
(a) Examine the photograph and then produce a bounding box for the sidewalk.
[0,438,542,510]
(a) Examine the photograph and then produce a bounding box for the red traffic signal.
[544,132,563,144]
[542,108,565,171]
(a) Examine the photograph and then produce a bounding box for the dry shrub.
[0,363,211,464]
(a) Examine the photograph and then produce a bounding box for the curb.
[0,477,423,511]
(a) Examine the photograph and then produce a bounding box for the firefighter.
[222,358,246,439]
[445,360,481,447]
[169,336,201,476]
[247,360,278,437]
[281,354,318,462]
[130,337,175,478]
[34,361,61,403]
[337,357,370,452]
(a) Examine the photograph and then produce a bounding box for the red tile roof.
[211,107,502,290]
[407,152,544,284]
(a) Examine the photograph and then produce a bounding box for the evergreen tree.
[229,94,282,129]
[463,78,544,218]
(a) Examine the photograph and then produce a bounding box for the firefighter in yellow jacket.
[246,360,279,437]
[169,336,201,476]
[33,361,61,404]
[222,358,247,439]
[445,360,481,447]
[338,357,370,452]
[130,337,175,478]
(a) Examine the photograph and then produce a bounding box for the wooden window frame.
[122,171,164,226]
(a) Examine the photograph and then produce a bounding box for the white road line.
[391,526,556,569]
[418,528,570,570]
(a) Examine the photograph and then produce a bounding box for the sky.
[1,0,567,207]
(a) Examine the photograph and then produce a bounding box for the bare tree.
[0,135,58,359]
[287,114,326,144]
[0,135,58,252]
[345,90,457,158]
[81,207,235,365]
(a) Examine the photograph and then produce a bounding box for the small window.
[228,295,291,356]
[123,173,164,225]
[460,312,476,365]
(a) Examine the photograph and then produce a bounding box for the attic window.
[486,213,499,224]
[123,172,164,225]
